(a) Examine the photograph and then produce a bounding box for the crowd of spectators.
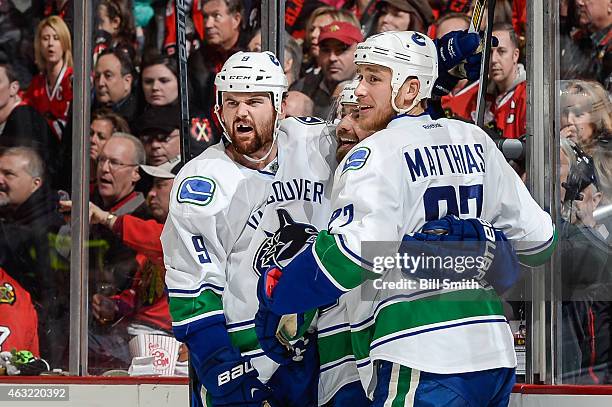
[0,0,609,381]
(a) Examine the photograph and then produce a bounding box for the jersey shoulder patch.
[0,282,16,305]
[342,146,370,174]
[177,176,216,206]
[294,116,324,125]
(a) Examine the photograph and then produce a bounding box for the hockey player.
[256,31,556,406]
[162,51,336,406]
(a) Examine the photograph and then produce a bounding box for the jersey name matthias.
[404,143,486,182]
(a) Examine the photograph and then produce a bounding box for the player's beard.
[360,103,395,133]
[229,113,276,156]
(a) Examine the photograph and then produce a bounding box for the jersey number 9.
[191,235,212,264]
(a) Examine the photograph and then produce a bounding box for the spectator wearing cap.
[135,103,220,163]
[133,104,181,166]
[83,158,182,368]
[374,0,434,34]
[291,21,363,118]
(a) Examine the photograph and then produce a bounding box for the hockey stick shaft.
[475,0,496,128]
[173,6,196,405]
[175,0,191,165]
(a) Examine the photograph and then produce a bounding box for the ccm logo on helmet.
[228,75,251,80]
[218,361,255,386]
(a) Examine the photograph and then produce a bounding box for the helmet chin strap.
[391,88,422,115]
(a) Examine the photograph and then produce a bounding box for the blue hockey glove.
[255,267,314,365]
[200,347,273,406]
[401,215,520,293]
[433,30,499,97]
[436,30,481,74]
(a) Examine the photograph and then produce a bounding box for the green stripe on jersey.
[318,330,353,366]
[169,290,222,323]
[351,289,504,361]
[314,230,376,290]
[228,327,260,353]
[518,228,558,267]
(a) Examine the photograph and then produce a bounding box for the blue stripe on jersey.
[226,319,255,329]
[318,322,351,335]
[168,282,224,295]
[337,234,375,268]
[370,318,509,351]
[320,356,357,373]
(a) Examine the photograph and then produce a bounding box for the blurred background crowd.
[0,0,610,381]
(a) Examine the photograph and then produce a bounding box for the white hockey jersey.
[161,140,272,369]
[162,118,361,396]
[317,113,555,396]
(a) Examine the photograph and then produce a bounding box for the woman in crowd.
[140,54,179,108]
[373,0,434,35]
[561,80,612,154]
[24,15,73,141]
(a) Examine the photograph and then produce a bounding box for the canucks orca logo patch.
[0,282,15,305]
[295,116,324,125]
[253,209,318,276]
[342,147,370,174]
[268,53,280,66]
[177,176,216,206]
[411,32,426,46]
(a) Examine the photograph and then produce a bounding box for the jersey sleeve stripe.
[317,322,351,336]
[517,227,558,267]
[318,330,354,366]
[320,355,357,373]
[167,282,224,296]
[514,225,556,254]
[226,319,255,330]
[314,230,376,291]
[171,310,225,327]
[228,326,260,353]
[336,234,375,269]
[169,289,223,324]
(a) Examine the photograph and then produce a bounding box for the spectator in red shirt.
[0,267,40,356]
[89,158,181,334]
[23,15,73,141]
[487,23,527,139]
